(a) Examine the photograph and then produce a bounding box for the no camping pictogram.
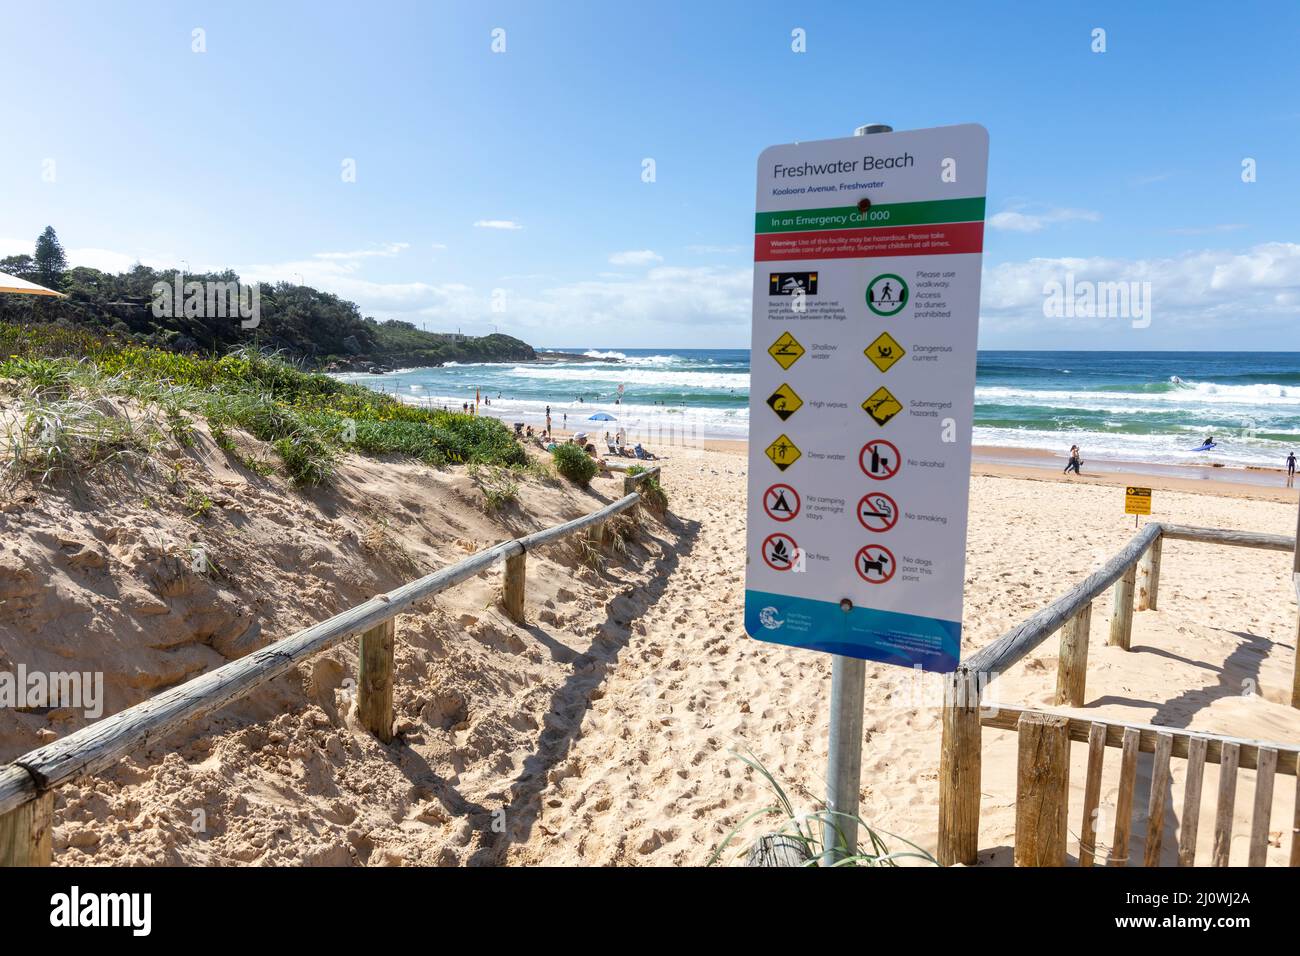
[762,532,800,572]
[857,492,898,532]
[859,439,901,480]
[854,544,895,584]
[763,483,800,521]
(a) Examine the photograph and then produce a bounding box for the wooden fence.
[1000,706,1298,866]
[939,520,1300,867]
[0,467,662,866]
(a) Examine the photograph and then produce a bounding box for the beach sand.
[508,440,1300,866]
[7,427,1298,866]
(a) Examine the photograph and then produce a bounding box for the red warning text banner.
[754,221,984,261]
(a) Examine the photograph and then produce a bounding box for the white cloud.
[608,249,663,266]
[313,242,409,260]
[988,207,1102,233]
[431,242,448,251]
[981,241,1300,335]
[686,244,743,255]
[0,237,173,272]
[473,220,523,230]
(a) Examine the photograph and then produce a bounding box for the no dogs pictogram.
[854,544,895,584]
[763,483,800,522]
[762,532,799,571]
[859,439,901,480]
[857,492,898,532]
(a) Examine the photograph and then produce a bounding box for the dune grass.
[0,321,525,486]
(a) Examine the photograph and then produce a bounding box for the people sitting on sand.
[633,443,658,461]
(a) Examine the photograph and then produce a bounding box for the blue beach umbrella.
[587,412,617,422]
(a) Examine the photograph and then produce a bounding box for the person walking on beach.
[545,404,552,435]
[1288,452,1296,482]
[1063,444,1083,475]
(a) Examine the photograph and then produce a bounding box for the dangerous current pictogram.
[854,544,895,584]
[763,483,800,521]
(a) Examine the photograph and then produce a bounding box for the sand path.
[511,448,1300,866]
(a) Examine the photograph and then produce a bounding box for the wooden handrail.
[983,704,1299,775]
[0,481,657,825]
[939,518,1300,866]
[1159,524,1294,552]
[965,522,1162,677]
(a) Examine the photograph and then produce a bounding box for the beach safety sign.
[744,123,989,671]
[1125,487,1152,515]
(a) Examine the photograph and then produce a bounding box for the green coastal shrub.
[552,442,597,485]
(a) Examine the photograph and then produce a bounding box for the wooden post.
[1292,497,1299,709]
[1212,741,1240,866]
[1108,563,1136,650]
[1014,712,1070,867]
[1178,736,1208,866]
[1055,602,1092,707]
[1079,722,1107,867]
[0,792,53,866]
[1110,726,1141,865]
[502,551,526,623]
[623,473,638,496]
[357,618,395,743]
[938,668,981,866]
[1142,731,1174,866]
[1137,537,1162,611]
[587,522,605,550]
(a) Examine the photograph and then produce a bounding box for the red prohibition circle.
[762,532,799,572]
[763,483,800,522]
[854,544,896,584]
[859,439,901,480]
[857,492,899,532]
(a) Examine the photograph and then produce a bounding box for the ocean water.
[334,349,1300,470]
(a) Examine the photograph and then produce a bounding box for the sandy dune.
[4,427,1297,865]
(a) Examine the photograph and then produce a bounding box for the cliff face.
[335,328,536,371]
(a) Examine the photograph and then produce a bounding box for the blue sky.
[2,0,1298,349]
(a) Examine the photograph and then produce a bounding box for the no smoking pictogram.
[762,532,799,572]
[763,483,800,521]
[857,492,898,532]
[855,544,895,584]
[859,439,901,480]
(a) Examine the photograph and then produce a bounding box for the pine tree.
[33,226,67,290]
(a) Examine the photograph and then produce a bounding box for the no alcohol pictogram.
[857,492,899,532]
[859,439,901,480]
[762,532,800,572]
[855,544,895,584]
[763,483,800,521]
